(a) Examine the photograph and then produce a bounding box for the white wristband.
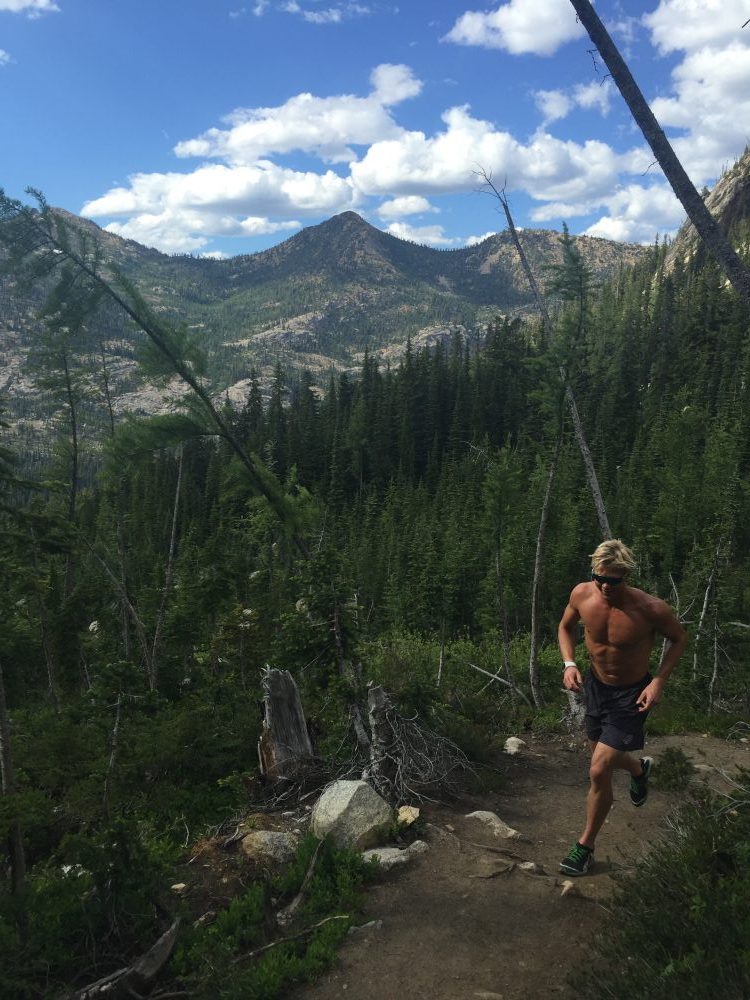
[562,661,576,670]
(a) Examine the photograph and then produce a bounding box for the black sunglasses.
[592,572,625,586]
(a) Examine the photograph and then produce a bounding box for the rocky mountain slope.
[666,145,750,269]
[0,209,645,430]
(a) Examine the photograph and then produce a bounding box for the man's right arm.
[558,591,583,693]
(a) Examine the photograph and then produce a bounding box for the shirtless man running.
[557,539,687,875]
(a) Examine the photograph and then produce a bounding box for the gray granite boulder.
[311,779,393,850]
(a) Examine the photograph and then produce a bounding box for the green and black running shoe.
[559,842,593,876]
[630,756,653,807]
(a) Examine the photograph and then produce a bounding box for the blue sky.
[1,0,748,257]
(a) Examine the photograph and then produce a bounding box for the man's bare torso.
[570,581,658,685]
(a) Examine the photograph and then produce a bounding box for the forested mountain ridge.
[0,207,644,428]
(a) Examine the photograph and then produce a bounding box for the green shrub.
[571,771,750,1000]
[653,747,695,791]
[170,835,376,999]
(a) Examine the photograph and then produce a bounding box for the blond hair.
[590,539,637,575]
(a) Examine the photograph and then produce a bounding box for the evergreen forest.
[1,192,750,998]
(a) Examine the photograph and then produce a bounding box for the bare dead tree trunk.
[693,543,721,681]
[116,495,132,662]
[150,446,184,691]
[529,429,563,709]
[83,538,155,684]
[708,605,720,713]
[480,172,612,539]
[29,530,60,712]
[103,693,122,820]
[0,659,26,897]
[568,0,750,308]
[98,340,133,661]
[61,350,80,600]
[366,685,399,804]
[437,623,446,687]
[331,604,370,749]
[257,668,314,782]
[495,550,517,714]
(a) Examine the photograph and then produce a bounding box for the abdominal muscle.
[584,633,653,685]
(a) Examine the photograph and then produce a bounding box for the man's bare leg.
[579,741,644,848]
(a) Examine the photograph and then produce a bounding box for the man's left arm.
[637,601,688,712]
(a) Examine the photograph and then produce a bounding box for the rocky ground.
[294,731,750,1000]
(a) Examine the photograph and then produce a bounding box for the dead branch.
[276,839,323,929]
[232,914,350,965]
[464,841,529,861]
[67,919,180,999]
[464,661,533,707]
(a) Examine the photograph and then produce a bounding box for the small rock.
[465,810,522,840]
[397,805,420,826]
[560,879,577,897]
[445,823,455,832]
[241,830,299,865]
[504,736,526,755]
[170,883,187,893]
[193,910,215,928]
[348,919,384,935]
[362,839,429,871]
[518,861,546,875]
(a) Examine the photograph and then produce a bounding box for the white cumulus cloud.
[377,195,436,219]
[583,182,685,244]
[444,0,585,56]
[276,1,369,22]
[534,80,612,125]
[0,48,11,65]
[465,231,497,246]
[82,162,355,254]
[174,64,419,166]
[534,90,573,124]
[641,0,750,187]
[386,222,461,246]
[574,79,613,116]
[644,0,750,54]
[652,43,750,184]
[351,107,621,209]
[0,0,58,14]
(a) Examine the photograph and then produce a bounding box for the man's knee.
[589,757,615,785]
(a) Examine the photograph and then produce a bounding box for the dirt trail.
[296,732,750,1000]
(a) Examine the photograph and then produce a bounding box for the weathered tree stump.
[365,685,399,804]
[257,667,314,782]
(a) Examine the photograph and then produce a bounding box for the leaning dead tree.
[568,0,750,309]
[479,172,611,712]
[479,171,612,540]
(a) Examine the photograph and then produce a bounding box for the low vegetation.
[572,774,750,1000]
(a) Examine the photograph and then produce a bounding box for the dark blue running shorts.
[583,671,651,751]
